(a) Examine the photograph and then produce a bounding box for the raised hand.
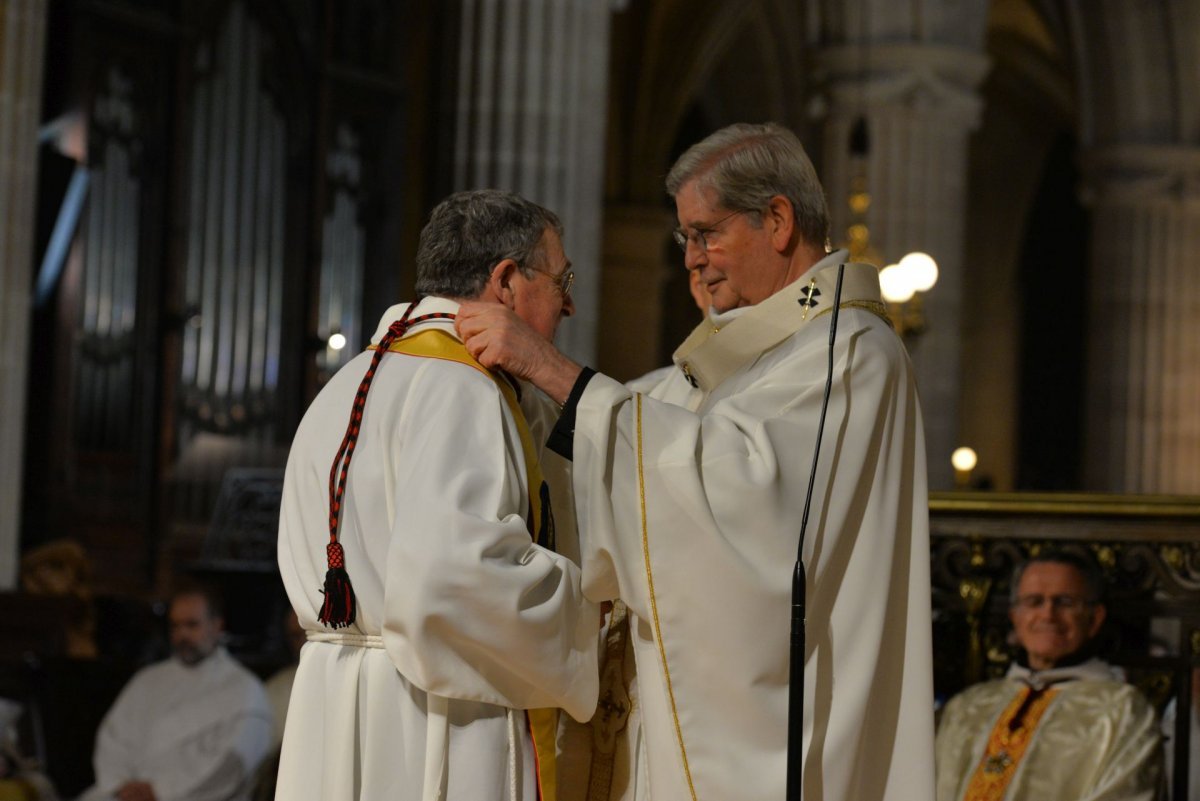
[456,301,583,405]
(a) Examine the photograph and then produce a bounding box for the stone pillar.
[815,43,988,489]
[0,0,47,588]
[597,205,674,381]
[1081,146,1200,493]
[450,0,615,365]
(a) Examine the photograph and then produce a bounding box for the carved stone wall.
[1080,147,1200,493]
[0,0,47,589]
[811,0,991,489]
[444,0,616,365]
[1062,0,1200,493]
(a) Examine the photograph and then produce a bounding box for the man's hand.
[456,301,583,405]
[115,781,157,801]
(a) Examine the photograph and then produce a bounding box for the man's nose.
[561,292,576,317]
[683,239,706,272]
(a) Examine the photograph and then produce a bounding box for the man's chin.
[174,647,211,666]
[707,288,744,315]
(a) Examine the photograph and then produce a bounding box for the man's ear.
[766,194,796,253]
[485,258,521,308]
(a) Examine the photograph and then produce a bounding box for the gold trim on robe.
[962,686,1059,801]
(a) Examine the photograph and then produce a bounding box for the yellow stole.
[962,685,1059,801]
[372,328,559,800]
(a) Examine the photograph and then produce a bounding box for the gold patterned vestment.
[935,659,1162,801]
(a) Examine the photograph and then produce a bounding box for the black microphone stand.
[786,264,846,801]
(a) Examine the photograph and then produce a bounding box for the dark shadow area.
[1016,133,1090,490]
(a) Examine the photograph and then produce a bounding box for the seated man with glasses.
[935,549,1162,801]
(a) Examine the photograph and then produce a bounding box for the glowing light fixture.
[952,446,978,489]
[879,264,915,303]
[899,251,939,292]
[951,447,978,472]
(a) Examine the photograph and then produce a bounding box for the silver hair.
[665,122,830,247]
[414,189,563,299]
[1008,548,1106,606]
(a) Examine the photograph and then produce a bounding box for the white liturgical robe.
[275,298,599,801]
[568,252,936,801]
[935,658,1162,801]
[80,647,272,801]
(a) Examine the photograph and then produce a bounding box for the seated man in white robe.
[459,122,935,801]
[936,549,1163,801]
[79,582,273,801]
[275,189,599,801]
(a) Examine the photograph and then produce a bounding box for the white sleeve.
[1082,687,1163,801]
[164,686,273,801]
[380,364,600,723]
[87,676,146,797]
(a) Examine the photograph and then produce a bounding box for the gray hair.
[414,189,563,299]
[665,122,829,247]
[1009,548,1107,606]
[169,577,224,620]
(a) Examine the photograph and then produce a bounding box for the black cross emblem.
[799,281,821,319]
[680,363,698,388]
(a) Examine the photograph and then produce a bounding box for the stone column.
[597,205,674,381]
[450,0,616,365]
[814,43,988,489]
[1081,146,1200,493]
[0,0,48,588]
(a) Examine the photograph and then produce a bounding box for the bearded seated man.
[935,550,1162,801]
[77,582,273,801]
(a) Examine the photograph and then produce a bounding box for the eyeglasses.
[672,209,750,253]
[525,264,575,296]
[1012,594,1094,612]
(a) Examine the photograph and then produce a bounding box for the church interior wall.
[7,0,1197,602]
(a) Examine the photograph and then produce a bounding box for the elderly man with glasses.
[459,122,934,801]
[935,549,1162,801]
[276,189,598,801]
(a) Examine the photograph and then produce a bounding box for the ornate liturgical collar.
[671,260,887,396]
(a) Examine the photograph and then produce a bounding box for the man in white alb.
[80,582,273,801]
[275,190,599,801]
[458,122,935,801]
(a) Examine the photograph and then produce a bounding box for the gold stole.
[374,328,560,801]
[962,685,1059,801]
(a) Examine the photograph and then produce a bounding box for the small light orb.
[879,264,915,303]
[899,251,939,292]
[327,332,347,351]
[951,446,978,472]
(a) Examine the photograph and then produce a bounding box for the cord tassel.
[316,304,456,629]
[319,541,356,628]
